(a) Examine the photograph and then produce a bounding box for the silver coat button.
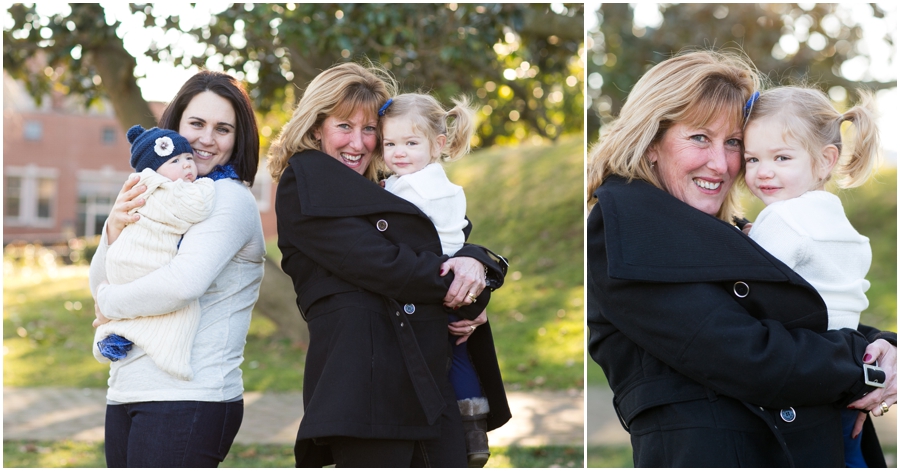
[780,407,796,423]
[376,219,388,232]
[404,303,415,314]
[733,281,750,298]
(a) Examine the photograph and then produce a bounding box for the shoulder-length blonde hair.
[268,61,396,183]
[586,49,760,221]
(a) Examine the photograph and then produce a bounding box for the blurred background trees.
[4,3,584,147]
[587,3,896,140]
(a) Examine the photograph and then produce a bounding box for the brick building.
[3,71,276,246]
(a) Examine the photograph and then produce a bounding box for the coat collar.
[595,176,804,284]
[288,150,424,218]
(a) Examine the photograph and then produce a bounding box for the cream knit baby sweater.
[93,168,215,380]
[748,190,871,330]
[384,162,467,256]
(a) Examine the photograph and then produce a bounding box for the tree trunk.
[255,257,309,349]
[86,42,157,133]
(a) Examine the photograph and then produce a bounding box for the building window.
[102,126,117,144]
[4,165,57,227]
[76,168,132,238]
[23,121,42,141]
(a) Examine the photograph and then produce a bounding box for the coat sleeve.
[587,209,873,409]
[277,164,494,318]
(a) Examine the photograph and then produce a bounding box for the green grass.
[586,445,634,468]
[2,440,583,468]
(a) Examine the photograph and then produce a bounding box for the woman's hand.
[106,174,147,244]
[448,309,487,345]
[440,257,486,308]
[849,339,897,437]
[92,299,111,328]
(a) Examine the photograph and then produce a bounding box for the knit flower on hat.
[154,136,175,157]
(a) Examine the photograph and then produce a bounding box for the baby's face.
[743,119,821,206]
[156,153,197,182]
[382,116,437,176]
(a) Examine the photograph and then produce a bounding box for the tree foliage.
[3,3,156,131]
[4,3,584,146]
[587,3,896,140]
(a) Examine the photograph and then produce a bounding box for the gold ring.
[881,402,890,415]
[469,325,474,332]
[467,292,477,302]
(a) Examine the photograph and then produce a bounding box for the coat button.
[376,219,388,232]
[404,303,415,315]
[780,407,796,423]
[395,311,400,317]
[733,281,750,298]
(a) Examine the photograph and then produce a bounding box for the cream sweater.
[93,169,215,380]
[384,163,467,256]
[748,191,871,330]
[89,178,265,403]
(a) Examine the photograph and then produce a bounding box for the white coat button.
[376,219,388,232]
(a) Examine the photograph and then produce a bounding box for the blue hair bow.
[378,98,393,117]
[743,91,760,128]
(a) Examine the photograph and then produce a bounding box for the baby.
[92,125,215,381]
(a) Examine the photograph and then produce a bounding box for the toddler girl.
[92,125,215,381]
[742,86,881,467]
[379,93,493,467]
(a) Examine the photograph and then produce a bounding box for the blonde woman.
[586,50,896,467]
[269,62,510,467]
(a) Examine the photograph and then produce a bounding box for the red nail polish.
[453,306,459,310]
[863,354,872,362]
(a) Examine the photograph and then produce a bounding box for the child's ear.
[433,134,447,157]
[819,144,840,180]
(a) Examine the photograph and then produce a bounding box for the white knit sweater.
[384,163,467,256]
[93,169,215,381]
[89,178,265,403]
[748,191,871,330]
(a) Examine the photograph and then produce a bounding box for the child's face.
[156,153,198,182]
[743,119,823,206]
[382,116,442,176]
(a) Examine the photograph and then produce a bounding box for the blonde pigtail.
[442,96,477,162]
[835,91,881,189]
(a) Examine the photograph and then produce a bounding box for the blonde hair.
[379,93,476,164]
[268,62,396,182]
[586,50,760,221]
[745,87,880,189]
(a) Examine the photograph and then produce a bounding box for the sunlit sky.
[585,2,898,157]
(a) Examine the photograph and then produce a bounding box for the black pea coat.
[587,176,895,467]
[276,150,511,466]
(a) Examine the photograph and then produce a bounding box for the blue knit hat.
[127,125,193,172]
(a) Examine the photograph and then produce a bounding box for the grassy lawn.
[3,440,583,468]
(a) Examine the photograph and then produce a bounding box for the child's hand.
[448,309,488,345]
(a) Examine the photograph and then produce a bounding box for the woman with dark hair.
[89,70,265,467]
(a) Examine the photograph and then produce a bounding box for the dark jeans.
[105,400,243,468]
[447,313,483,400]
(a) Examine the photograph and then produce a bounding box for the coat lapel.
[289,150,424,218]
[596,176,800,285]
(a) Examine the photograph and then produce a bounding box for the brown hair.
[159,70,259,186]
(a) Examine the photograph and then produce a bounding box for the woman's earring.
[650,161,656,168]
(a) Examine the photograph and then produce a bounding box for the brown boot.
[459,397,491,467]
